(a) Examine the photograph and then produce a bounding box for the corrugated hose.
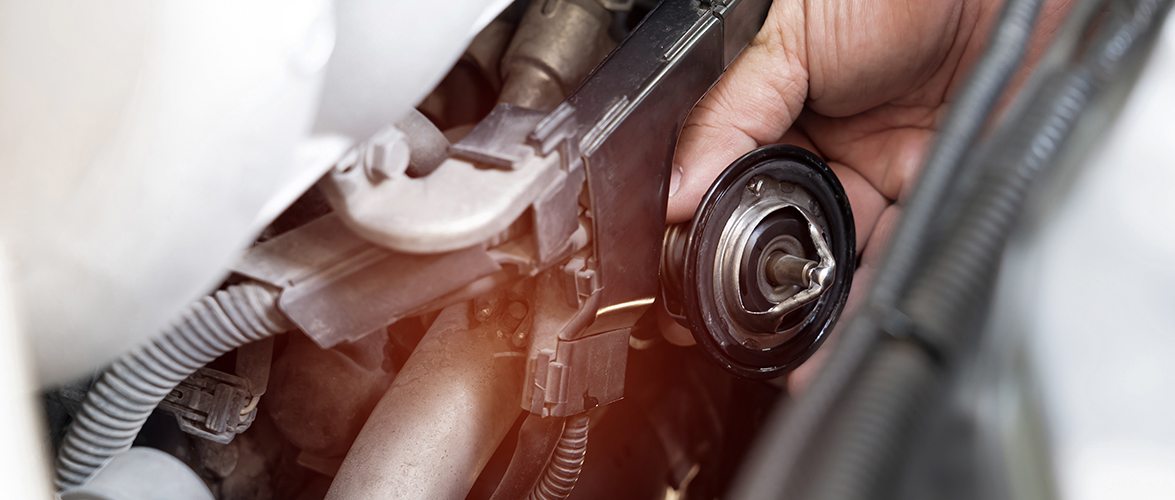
[529,413,589,500]
[54,281,292,490]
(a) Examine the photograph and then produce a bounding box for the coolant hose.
[529,413,589,500]
[325,301,526,500]
[54,281,292,489]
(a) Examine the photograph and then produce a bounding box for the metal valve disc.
[661,145,855,379]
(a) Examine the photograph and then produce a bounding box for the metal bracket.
[319,104,565,255]
[449,104,547,170]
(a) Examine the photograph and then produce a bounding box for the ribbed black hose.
[529,413,589,500]
[865,0,1049,307]
[488,415,566,500]
[783,1,1172,499]
[904,76,1095,345]
[905,0,1175,346]
[54,281,293,489]
[727,0,1048,497]
[799,341,938,500]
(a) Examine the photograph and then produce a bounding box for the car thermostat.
[661,145,855,379]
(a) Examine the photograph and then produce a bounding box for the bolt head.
[747,179,765,196]
[508,301,528,320]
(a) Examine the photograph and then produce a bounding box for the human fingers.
[666,0,808,223]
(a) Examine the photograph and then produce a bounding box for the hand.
[659,0,1071,394]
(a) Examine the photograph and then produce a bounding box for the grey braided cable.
[529,413,589,500]
[54,281,293,489]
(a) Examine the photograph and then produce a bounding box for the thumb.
[667,2,810,223]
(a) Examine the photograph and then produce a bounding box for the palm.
[662,0,1069,391]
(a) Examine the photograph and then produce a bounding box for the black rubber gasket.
[682,145,855,379]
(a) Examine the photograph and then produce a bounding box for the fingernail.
[668,163,683,197]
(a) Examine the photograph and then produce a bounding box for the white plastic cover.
[0,0,510,386]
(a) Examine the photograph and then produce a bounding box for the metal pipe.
[498,0,615,112]
[325,301,526,500]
